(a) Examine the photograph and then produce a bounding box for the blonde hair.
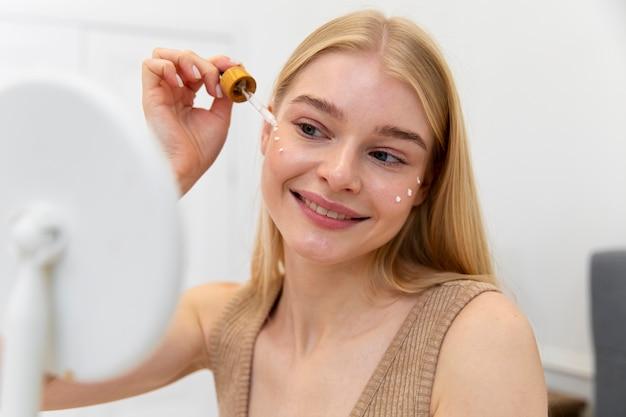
[250,10,498,299]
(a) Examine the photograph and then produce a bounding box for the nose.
[316,142,362,193]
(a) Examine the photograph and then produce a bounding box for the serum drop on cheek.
[395,196,402,203]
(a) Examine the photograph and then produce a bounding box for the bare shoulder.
[430,291,548,417]
[182,282,242,349]
[183,281,241,313]
[184,280,241,319]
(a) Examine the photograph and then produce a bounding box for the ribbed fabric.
[209,278,500,417]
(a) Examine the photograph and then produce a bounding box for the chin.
[284,234,371,267]
[288,237,335,263]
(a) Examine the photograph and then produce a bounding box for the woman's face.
[261,51,434,266]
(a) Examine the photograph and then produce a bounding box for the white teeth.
[301,196,352,220]
[315,205,328,216]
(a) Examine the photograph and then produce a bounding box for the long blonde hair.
[250,10,498,299]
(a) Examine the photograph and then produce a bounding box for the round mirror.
[0,75,183,382]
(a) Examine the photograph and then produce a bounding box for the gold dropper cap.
[219,66,257,103]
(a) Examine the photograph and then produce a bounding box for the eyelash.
[294,122,407,166]
[295,122,325,139]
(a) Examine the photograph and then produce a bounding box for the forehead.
[282,51,432,142]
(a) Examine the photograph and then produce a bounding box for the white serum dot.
[417,176,422,185]
[407,188,413,197]
[274,136,280,141]
[395,196,402,203]
[279,147,284,153]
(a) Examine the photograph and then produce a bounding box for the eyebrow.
[291,94,345,120]
[290,94,428,151]
[375,125,428,151]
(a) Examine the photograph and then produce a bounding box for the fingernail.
[229,58,241,66]
[192,65,201,80]
[216,84,224,98]
[176,73,184,88]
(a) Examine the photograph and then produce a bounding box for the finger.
[153,49,222,97]
[186,53,241,98]
[206,54,240,73]
[151,48,242,98]
[209,95,234,124]
[176,51,207,93]
[142,58,180,91]
[152,48,204,93]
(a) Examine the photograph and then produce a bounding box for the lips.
[291,189,369,221]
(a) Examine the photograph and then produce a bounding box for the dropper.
[219,66,278,130]
[241,88,278,130]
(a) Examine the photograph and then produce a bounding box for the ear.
[259,104,275,156]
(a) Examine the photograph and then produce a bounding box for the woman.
[42,10,548,416]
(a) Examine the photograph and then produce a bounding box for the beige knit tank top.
[208,278,500,417]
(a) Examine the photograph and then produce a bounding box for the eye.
[296,122,326,139]
[369,150,405,166]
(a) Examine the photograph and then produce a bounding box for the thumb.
[209,95,234,124]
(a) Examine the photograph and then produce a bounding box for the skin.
[258,51,433,355]
[247,51,437,416]
[249,51,547,416]
[34,47,548,416]
[262,52,430,266]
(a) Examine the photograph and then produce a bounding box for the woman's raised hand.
[142,48,240,195]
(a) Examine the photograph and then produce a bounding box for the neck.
[268,247,404,358]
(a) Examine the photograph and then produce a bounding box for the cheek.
[366,173,419,214]
[261,132,315,195]
[263,130,322,181]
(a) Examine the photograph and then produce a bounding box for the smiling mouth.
[291,191,370,222]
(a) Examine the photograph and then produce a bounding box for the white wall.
[1,0,624,415]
